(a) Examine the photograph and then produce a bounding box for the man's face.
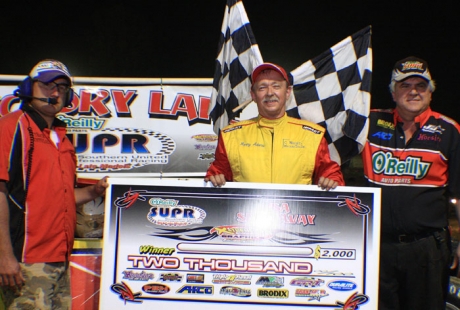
[250,69,291,119]
[31,77,70,118]
[392,76,432,120]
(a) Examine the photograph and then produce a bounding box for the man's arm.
[204,133,233,187]
[313,138,345,190]
[453,200,460,278]
[0,181,25,288]
[74,176,109,206]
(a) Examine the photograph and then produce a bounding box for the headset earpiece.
[65,89,74,108]
[16,76,34,99]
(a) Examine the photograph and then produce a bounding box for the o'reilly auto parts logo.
[372,151,430,179]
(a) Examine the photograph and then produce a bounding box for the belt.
[382,228,447,243]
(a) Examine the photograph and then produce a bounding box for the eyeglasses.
[37,80,70,94]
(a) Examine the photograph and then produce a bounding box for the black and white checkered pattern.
[286,26,372,165]
[209,1,372,165]
[208,0,263,134]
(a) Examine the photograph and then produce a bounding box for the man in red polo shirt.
[362,56,460,309]
[0,59,108,309]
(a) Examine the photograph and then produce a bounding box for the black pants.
[379,230,450,310]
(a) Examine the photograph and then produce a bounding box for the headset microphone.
[13,90,58,105]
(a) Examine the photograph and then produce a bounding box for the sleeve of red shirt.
[0,117,15,182]
[205,133,233,181]
[313,137,345,186]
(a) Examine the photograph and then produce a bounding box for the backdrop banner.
[99,178,380,309]
[0,82,257,178]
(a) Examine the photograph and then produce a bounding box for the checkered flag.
[287,26,372,165]
[209,0,263,134]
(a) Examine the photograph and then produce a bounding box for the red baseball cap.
[251,63,290,86]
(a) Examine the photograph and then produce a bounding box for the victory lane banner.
[100,178,381,309]
[0,81,259,178]
[0,81,258,178]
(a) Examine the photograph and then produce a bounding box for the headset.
[14,76,74,107]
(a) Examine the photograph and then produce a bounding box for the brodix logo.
[257,288,289,299]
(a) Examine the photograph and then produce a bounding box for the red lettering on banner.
[111,90,137,116]
[79,90,111,117]
[149,91,211,124]
[0,88,212,123]
[170,94,198,120]
[198,96,210,119]
[148,91,169,115]
[268,202,291,213]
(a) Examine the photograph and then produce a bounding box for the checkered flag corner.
[288,25,372,165]
[209,0,263,134]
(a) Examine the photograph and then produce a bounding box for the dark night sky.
[1,1,459,121]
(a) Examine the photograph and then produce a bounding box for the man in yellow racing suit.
[205,63,344,190]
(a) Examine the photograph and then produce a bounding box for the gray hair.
[389,79,436,93]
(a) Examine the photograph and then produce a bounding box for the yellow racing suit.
[206,114,344,185]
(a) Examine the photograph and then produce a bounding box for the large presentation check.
[99,179,381,309]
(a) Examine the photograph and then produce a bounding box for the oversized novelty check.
[99,178,381,309]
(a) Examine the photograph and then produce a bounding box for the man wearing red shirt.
[0,60,108,309]
[362,56,460,309]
